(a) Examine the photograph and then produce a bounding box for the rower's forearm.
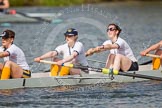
[146,44,161,53]
[40,51,56,59]
[103,44,111,50]
[62,55,74,63]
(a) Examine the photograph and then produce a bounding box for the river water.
[0,1,162,108]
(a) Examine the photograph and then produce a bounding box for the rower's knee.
[4,60,12,67]
[108,54,115,58]
[115,54,122,59]
[107,54,116,61]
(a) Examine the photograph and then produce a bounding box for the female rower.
[85,23,138,74]
[0,29,31,79]
[34,28,88,76]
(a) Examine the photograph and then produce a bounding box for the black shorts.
[128,61,139,71]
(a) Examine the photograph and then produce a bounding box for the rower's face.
[1,38,13,48]
[107,25,118,38]
[65,35,75,44]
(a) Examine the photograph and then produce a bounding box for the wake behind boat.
[0,64,162,90]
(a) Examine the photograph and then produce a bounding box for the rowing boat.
[0,12,62,23]
[0,64,161,90]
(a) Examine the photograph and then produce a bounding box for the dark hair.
[108,23,122,37]
[4,29,15,38]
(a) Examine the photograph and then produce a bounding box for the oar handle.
[39,60,74,68]
[146,54,160,58]
[40,60,57,64]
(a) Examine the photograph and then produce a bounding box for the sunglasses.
[107,28,116,32]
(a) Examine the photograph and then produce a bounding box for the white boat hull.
[0,67,162,90]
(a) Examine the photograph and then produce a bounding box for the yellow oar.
[146,54,161,70]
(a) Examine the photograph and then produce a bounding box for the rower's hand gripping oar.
[146,54,161,70]
[40,60,162,81]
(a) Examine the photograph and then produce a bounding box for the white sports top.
[103,37,137,62]
[3,44,30,70]
[55,41,88,66]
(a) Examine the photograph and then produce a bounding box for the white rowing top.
[103,37,137,62]
[55,41,88,66]
[3,44,30,70]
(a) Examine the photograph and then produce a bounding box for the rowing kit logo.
[32,4,120,90]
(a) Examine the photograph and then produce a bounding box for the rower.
[140,40,162,70]
[34,28,88,76]
[0,0,9,14]
[0,29,31,79]
[85,23,139,74]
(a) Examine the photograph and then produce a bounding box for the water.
[0,81,162,107]
[0,1,162,107]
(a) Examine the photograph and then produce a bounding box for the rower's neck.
[111,36,118,43]
[68,42,75,48]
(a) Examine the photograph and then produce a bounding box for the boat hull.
[0,69,162,90]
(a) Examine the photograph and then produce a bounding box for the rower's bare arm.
[0,52,9,58]
[140,41,162,56]
[85,48,96,56]
[57,52,78,65]
[34,51,57,62]
[85,44,112,57]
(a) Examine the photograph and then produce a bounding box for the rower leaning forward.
[0,29,31,79]
[85,23,139,74]
[34,28,88,76]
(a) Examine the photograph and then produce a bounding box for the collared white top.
[103,37,137,62]
[55,41,88,66]
[3,44,30,70]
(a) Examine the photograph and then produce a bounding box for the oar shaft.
[73,65,103,72]
[40,60,103,72]
[118,72,162,81]
[146,54,160,58]
[40,60,57,64]
[139,60,152,65]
